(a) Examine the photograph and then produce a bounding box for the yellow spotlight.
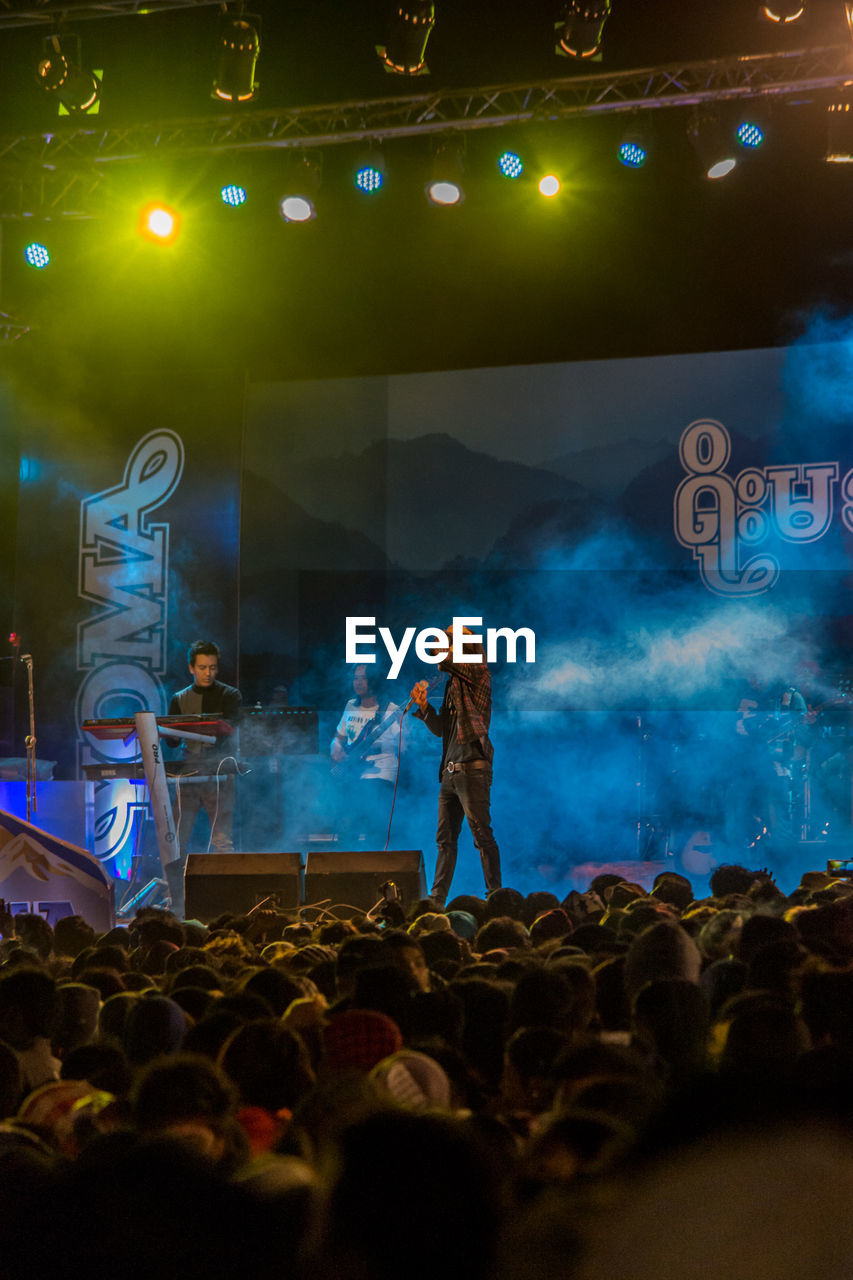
[139,202,181,244]
[539,174,561,197]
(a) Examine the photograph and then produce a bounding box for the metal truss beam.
[2,44,852,216]
[0,309,31,340]
[0,1,221,31]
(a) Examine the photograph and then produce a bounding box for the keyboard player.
[168,640,242,859]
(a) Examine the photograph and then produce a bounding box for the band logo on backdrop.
[75,431,184,877]
[674,419,851,597]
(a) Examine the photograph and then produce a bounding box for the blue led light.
[736,121,765,149]
[220,184,247,206]
[498,151,524,179]
[355,165,384,193]
[618,140,647,168]
[24,242,50,268]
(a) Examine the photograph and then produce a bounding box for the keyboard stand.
[133,711,216,886]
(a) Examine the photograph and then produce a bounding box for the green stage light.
[24,242,50,269]
[498,151,524,179]
[355,163,384,193]
[220,183,248,206]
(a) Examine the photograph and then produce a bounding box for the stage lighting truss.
[688,110,738,179]
[377,2,435,76]
[279,151,322,221]
[426,137,465,205]
[212,10,261,103]
[37,33,101,113]
[5,46,853,218]
[556,0,612,60]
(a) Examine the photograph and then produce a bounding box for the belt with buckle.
[444,760,489,774]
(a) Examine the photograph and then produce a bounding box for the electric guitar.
[331,675,440,777]
[332,700,412,778]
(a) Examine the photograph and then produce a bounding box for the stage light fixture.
[220,183,247,206]
[736,117,765,148]
[24,242,50,269]
[138,201,181,244]
[377,2,435,76]
[618,128,648,168]
[539,174,561,197]
[826,95,853,162]
[279,153,322,222]
[354,147,386,194]
[426,140,465,206]
[761,1,806,21]
[212,13,261,103]
[556,0,612,59]
[37,34,100,114]
[688,113,737,180]
[498,150,524,179]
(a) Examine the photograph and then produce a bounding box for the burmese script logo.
[674,418,850,597]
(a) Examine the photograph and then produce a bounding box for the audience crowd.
[2,863,853,1278]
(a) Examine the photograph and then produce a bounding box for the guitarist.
[330,664,403,844]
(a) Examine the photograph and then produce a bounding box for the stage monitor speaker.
[304,850,426,915]
[184,853,304,922]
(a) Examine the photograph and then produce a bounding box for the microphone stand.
[21,654,36,821]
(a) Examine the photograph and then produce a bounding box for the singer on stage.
[411,624,501,906]
[169,640,242,858]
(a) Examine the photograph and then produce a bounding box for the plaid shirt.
[416,657,494,772]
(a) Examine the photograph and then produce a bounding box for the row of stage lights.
[18,110,770,269]
[31,1,832,119]
[31,3,614,118]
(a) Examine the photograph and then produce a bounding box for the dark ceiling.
[0,0,851,384]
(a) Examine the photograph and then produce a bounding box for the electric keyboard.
[81,714,234,742]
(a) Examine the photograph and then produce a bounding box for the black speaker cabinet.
[184,852,304,922]
[304,850,426,915]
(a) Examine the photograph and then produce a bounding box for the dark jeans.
[432,763,501,905]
